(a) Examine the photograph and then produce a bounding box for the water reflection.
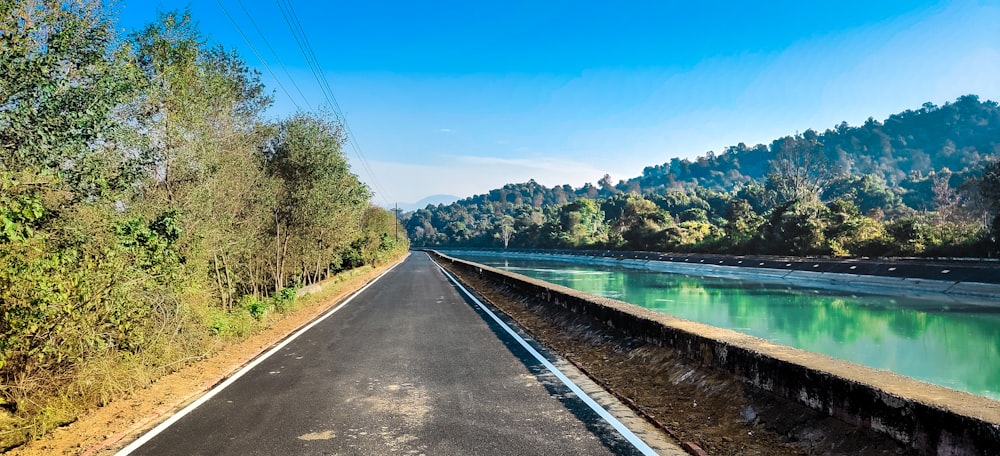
[455,254,1000,400]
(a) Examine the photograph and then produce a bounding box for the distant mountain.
[399,194,460,212]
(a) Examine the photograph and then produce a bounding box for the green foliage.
[0,175,45,242]
[724,198,764,251]
[205,309,254,338]
[763,200,829,255]
[982,158,1000,253]
[273,287,297,313]
[885,218,931,255]
[824,175,902,216]
[0,3,404,448]
[554,199,606,247]
[241,296,268,321]
[0,206,178,400]
[0,0,141,200]
[404,95,998,258]
[114,213,181,272]
[266,113,372,288]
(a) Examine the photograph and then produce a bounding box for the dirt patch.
[6,261,400,456]
[442,263,914,456]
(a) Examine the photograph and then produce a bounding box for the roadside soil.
[6,261,399,456]
[441,263,915,456]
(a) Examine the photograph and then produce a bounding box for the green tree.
[602,193,669,250]
[267,113,369,290]
[980,158,1000,251]
[765,200,829,255]
[128,9,276,305]
[0,1,182,437]
[1,0,140,198]
[822,199,887,256]
[822,174,902,216]
[354,206,406,266]
[554,199,606,247]
[724,198,764,250]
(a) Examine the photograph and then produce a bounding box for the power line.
[214,0,302,112]
[218,0,393,206]
[273,0,394,207]
[234,0,314,112]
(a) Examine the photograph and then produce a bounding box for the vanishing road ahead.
[121,253,679,456]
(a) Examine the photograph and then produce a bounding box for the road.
[121,253,675,455]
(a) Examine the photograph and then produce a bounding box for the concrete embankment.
[430,250,1000,456]
[442,249,1000,301]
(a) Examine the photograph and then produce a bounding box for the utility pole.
[394,202,399,243]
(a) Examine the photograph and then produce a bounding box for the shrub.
[242,296,269,321]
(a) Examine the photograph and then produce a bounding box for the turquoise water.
[448,253,1000,400]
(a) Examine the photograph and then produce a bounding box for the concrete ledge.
[430,251,1000,456]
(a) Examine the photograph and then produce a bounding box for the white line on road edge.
[435,261,660,456]
[116,256,408,455]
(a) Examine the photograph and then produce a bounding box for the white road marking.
[115,256,408,455]
[434,260,660,456]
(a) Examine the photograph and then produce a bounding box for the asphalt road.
[124,253,654,455]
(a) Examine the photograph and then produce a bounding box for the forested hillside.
[0,2,405,447]
[404,95,1000,257]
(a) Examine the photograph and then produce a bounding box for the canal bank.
[429,250,1000,456]
[439,249,1000,301]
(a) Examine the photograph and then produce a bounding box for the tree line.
[0,1,406,446]
[404,95,1000,257]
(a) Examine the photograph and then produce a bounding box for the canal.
[444,251,1000,401]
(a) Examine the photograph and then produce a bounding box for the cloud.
[437,128,453,133]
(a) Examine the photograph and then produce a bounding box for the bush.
[205,310,254,339]
[241,296,269,321]
[272,287,297,313]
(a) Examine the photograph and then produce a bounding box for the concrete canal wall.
[430,251,1000,456]
[442,249,1000,301]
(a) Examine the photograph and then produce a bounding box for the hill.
[402,95,1000,257]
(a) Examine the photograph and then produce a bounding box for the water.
[446,252,1000,400]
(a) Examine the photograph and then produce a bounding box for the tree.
[267,112,369,290]
[598,173,619,195]
[931,172,960,222]
[823,199,887,256]
[981,158,1000,251]
[497,215,515,248]
[354,206,404,266]
[766,132,835,205]
[601,193,669,250]
[0,1,180,436]
[822,174,902,215]
[554,199,606,247]
[1,0,140,198]
[128,9,275,305]
[765,200,829,255]
[724,198,763,249]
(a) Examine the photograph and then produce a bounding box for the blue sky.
[115,0,1000,207]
